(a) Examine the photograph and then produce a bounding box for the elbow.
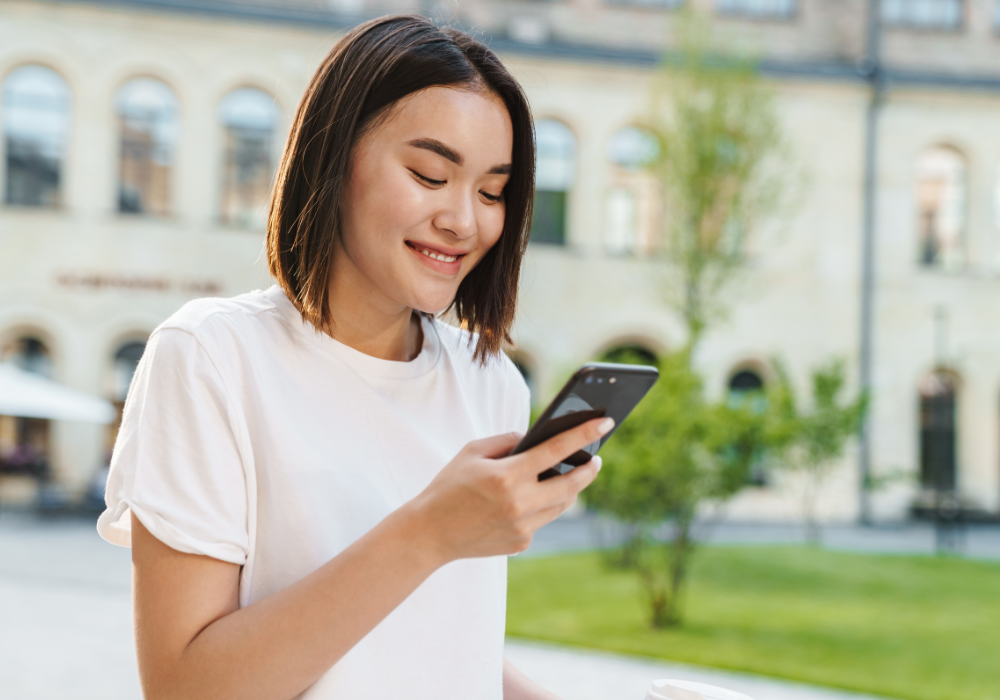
[138,661,213,700]
[139,673,190,700]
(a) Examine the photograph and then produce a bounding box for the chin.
[407,289,458,316]
[412,299,454,316]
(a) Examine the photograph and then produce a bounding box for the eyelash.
[410,169,503,203]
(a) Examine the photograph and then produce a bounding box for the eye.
[480,190,503,203]
[409,169,445,186]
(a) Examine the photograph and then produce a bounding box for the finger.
[518,456,601,516]
[465,431,525,459]
[537,456,602,503]
[514,417,614,477]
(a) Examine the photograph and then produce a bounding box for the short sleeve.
[97,327,250,565]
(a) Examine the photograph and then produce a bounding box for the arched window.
[531,119,576,246]
[598,343,658,366]
[605,126,658,255]
[107,340,146,453]
[218,88,278,228]
[605,189,637,255]
[116,78,178,216]
[727,368,768,485]
[607,126,659,172]
[607,0,683,6]
[729,369,764,392]
[919,370,958,492]
[2,65,71,207]
[3,336,53,378]
[0,336,54,480]
[727,368,767,412]
[715,0,797,18]
[916,146,965,271]
[113,341,146,402]
[883,0,962,30]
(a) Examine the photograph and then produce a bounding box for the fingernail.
[598,417,615,434]
[594,455,603,472]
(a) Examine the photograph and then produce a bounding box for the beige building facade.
[2,0,1000,522]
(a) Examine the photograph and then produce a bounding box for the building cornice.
[39,0,1000,93]
[47,0,364,29]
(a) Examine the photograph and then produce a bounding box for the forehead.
[370,86,513,164]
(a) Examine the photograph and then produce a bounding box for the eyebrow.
[407,138,511,176]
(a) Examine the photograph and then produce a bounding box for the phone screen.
[509,363,658,481]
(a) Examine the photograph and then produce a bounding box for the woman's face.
[338,86,514,315]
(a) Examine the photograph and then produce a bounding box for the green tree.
[647,15,786,346]
[769,360,869,544]
[581,13,793,628]
[584,350,784,627]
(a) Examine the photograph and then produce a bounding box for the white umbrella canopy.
[0,362,116,424]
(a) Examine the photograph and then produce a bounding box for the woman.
[98,15,611,700]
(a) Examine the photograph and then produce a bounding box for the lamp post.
[858,0,885,525]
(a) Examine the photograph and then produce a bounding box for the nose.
[434,188,477,241]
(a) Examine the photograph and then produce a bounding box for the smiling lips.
[416,246,458,263]
[406,241,466,272]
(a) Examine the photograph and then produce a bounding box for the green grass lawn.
[506,547,1000,700]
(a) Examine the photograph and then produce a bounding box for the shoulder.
[150,288,286,359]
[432,319,531,432]
[142,288,283,378]
[134,290,283,406]
[157,288,278,339]
[433,319,529,400]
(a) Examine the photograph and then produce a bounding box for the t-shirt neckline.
[265,285,441,379]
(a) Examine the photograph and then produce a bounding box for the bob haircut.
[266,14,535,363]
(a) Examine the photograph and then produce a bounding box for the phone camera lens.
[585,376,593,384]
[597,377,604,383]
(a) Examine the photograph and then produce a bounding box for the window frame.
[530,117,577,247]
[604,0,686,10]
[114,76,181,219]
[713,0,799,22]
[881,0,966,33]
[1,64,73,210]
[216,85,280,229]
[604,124,660,257]
[914,144,968,273]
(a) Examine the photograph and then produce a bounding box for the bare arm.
[132,504,440,700]
[503,657,561,700]
[132,417,613,700]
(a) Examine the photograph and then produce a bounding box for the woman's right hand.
[408,416,614,564]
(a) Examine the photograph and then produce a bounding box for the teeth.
[418,247,458,263]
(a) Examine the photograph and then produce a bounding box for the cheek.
[344,166,428,257]
[378,172,429,230]
[479,203,507,250]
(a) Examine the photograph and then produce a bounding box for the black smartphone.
[509,362,659,481]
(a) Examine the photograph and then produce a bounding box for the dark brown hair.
[266,14,535,363]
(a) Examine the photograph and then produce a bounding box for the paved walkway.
[526,513,1000,559]
[504,639,894,700]
[0,511,963,699]
[0,513,140,700]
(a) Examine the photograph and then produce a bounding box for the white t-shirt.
[97,285,530,699]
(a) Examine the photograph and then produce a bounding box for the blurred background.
[1,1,999,699]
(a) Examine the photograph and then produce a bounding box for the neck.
[322,238,424,362]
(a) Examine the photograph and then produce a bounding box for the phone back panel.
[511,363,658,479]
